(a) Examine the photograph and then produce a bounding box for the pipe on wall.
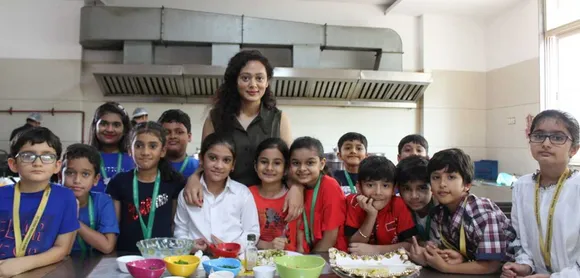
[1,108,86,143]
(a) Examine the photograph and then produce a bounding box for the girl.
[290,136,347,253]
[106,122,185,252]
[174,133,260,250]
[502,110,580,278]
[89,102,134,193]
[249,138,298,251]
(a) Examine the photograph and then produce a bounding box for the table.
[14,252,499,278]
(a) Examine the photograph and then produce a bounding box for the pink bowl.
[126,259,166,278]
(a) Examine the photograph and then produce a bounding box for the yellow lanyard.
[439,197,469,260]
[534,168,570,272]
[13,183,52,257]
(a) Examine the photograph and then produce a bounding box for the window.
[544,1,580,164]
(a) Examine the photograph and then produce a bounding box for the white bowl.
[209,271,235,278]
[253,265,276,278]
[116,255,144,273]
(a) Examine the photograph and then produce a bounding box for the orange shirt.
[345,194,416,245]
[299,175,347,252]
[249,186,297,251]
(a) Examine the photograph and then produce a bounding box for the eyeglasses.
[529,133,573,145]
[15,152,58,164]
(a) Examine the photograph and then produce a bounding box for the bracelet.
[358,230,369,239]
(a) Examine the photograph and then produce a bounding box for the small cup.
[116,255,144,273]
[253,265,276,278]
[208,271,235,278]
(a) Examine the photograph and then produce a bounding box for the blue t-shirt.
[170,157,199,179]
[94,152,134,193]
[72,192,119,252]
[0,184,79,259]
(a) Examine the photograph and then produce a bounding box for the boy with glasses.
[0,128,79,276]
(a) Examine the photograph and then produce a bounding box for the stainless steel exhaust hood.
[82,6,432,108]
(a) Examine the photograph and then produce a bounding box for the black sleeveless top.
[210,105,282,186]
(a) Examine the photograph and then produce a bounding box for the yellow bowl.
[163,255,200,277]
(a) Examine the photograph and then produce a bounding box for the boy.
[158,109,199,179]
[61,144,119,254]
[345,156,416,256]
[410,148,515,274]
[333,132,368,195]
[397,134,429,162]
[0,128,79,277]
[396,156,434,242]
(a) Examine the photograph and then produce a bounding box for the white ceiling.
[298,0,525,18]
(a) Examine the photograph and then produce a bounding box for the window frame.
[543,0,580,164]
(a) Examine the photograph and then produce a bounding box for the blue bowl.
[202,258,242,276]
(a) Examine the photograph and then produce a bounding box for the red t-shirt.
[299,175,347,252]
[345,194,416,245]
[249,186,297,251]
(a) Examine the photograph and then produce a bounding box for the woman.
[182,50,303,221]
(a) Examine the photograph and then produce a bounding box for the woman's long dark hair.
[129,121,184,184]
[89,102,132,153]
[213,50,277,131]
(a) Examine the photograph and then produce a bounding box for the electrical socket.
[507,117,516,125]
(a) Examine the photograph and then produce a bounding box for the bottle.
[245,234,258,271]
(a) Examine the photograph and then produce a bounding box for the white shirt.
[511,171,580,277]
[174,176,260,249]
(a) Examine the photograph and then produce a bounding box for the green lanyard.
[302,175,322,246]
[100,153,123,185]
[412,201,433,241]
[343,170,357,194]
[132,169,161,240]
[179,156,190,174]
[78,195,95,252]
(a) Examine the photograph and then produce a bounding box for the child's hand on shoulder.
[355,195,378,215]
[272,237,287,250]
[348,242,377,256]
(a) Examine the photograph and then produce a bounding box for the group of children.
[1,102,579,278]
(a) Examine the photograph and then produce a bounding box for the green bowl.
[274,255,326,278]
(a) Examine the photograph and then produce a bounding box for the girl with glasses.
[502,110,580,278]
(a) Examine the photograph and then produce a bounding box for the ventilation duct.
[82,6,432,108]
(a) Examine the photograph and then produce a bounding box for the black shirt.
[211,105,282,186]
[106,170,185,252]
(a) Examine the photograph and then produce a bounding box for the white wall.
[422,14,487,72]
[485,0,540,175]
[486,0,540,71]
[0,0,82,60]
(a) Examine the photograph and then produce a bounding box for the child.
[396,156,434,241]
[411,148,515,274]
[0,128,78,277]
[291,136,347,253]
[249,138,298,251]
[397,134,429,162]
[345,156,416,256]
[333,132,368,196]
[107,122,185,252]
[61,144,119,254]
[174,133,260,250]
[157,109,199,179]
[502,110,580,278]
[89,102,135,193]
